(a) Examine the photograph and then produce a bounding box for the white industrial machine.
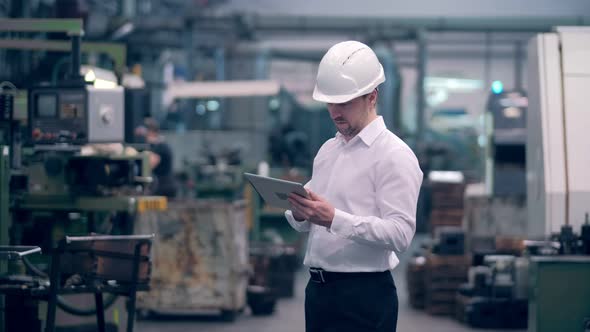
[527,27,590,238]
[29,84,125,145]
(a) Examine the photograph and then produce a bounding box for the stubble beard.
[338,124,360,138]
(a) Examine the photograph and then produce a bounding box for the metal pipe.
[514,41,524,90]
[242,15,590,33]
[70,35,81,80]
[212,47,226,129]
[0,39,127,76]
[395,48,528,60]
[416,29,427,145]
[0,19,83,35]
[485,32,491,89]
[184,19,195,80]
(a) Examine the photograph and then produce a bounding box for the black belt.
[308,268,388,284]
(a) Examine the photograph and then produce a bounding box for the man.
[286,41,423,332]
[134,118,177,198]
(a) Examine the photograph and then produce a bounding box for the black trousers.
[305,270,398,332]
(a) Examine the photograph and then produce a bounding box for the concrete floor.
[137,234,526,332]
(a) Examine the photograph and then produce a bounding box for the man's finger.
[288,198,307,213]
[289,192,308,203]
[290,195,315,209]
[308,190,323,201]
[290,197,313,215]
[288,195,306,209]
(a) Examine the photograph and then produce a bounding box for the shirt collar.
[336,116,386,147]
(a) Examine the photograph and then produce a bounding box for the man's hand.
[288,190,335,228]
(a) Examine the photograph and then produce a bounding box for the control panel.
[28,85,124,145]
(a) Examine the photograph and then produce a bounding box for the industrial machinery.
[527,26,590,239]
[526,27,590,332]
[485,90,527,196]
[0,19,166,332]
[28,84,124,145]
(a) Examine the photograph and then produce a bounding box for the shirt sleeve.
[284,210,311,232]
[328,148,423,253]
[284,181,312,233]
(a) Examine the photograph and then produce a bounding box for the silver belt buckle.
[310,268,326,283]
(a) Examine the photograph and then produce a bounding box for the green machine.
[528,256,590,332]
[0,19,166,332]
[0,146,9,332]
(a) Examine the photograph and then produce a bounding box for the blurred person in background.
[135,118,177,198]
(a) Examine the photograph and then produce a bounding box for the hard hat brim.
[312,72,385,104]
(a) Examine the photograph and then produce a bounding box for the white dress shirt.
[285,116,423,272]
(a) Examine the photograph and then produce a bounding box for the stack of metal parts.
[432,226,465,255]
[423,253,470,316]
[406,227,469,316]
[428,172,466,236]
[249,243,298,299]
[554,214,590,256]
[247,243,300,316]
[406,256,427,310]
[455,255,528,329]
[462,183,527,254]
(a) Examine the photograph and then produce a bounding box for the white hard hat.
[313,41,385,104]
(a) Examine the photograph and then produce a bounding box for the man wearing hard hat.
[286,41,423,332]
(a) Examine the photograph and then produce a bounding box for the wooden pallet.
[431,183,466,195]
[406,259,427,310]
[431,197,464,209]
[431,183,466,209]
[430,209,464,223]
[422,253,469,316]
[426,253,471,267]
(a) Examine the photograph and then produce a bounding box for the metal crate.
[135,200,248,319]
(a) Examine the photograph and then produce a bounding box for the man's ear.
[369,89,378,108]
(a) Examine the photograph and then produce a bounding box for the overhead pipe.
[514,41,524,91]
[131,15,590,39]
[211,46,226,129]
[69,34,82,81]
[416,29,427,146]
[241,15,590,33]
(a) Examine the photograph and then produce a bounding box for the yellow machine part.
[136,196,168,213]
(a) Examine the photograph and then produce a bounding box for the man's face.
[327,91,376,139]
[146,130,159,143]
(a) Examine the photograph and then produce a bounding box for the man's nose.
[327,104,342,115]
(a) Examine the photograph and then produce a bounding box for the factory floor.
[137,234,526,332]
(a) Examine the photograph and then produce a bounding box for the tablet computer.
[244,172,308,209]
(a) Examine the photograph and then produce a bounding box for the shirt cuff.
[328,209,355,238]
[284,210,311,232]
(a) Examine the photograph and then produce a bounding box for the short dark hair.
[144,118,160,133]
[362,88,379,99]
